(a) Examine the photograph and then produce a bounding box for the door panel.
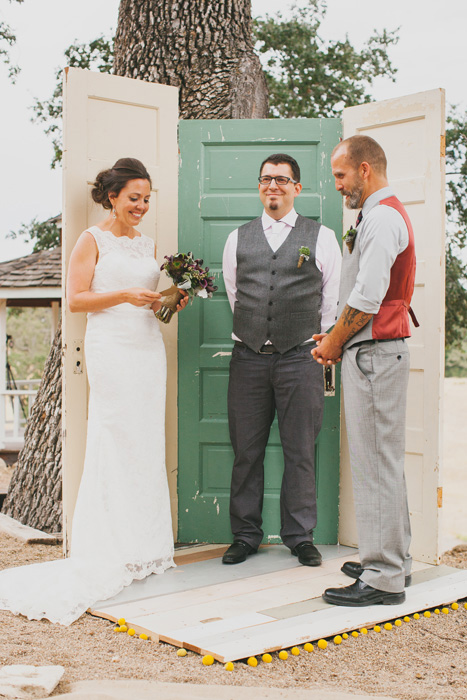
[178,119,342,544]
[340,89,445,563]
[62,68,179,550]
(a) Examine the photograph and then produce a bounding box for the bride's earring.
[112,207,117,219]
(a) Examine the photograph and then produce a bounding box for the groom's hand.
[311,333,342,365]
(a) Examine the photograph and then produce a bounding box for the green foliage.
[445,338,467,377]
[253,0,398,118]
[32,35,114,168]
[1,0,24,81]
[6,307,53,381]
[445,108,467,356]
[8,217,60,252]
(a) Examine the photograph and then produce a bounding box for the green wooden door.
[177,119,342,545]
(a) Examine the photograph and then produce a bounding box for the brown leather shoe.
[222,540,257,564]
[341,561,412,587]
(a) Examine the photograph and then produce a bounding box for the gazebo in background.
[0,246,61,452]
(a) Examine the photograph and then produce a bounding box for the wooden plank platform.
[0,513,61,544]
[90,545,467,663]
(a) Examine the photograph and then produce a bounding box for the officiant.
[221,153,341,567]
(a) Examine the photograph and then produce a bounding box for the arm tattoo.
[340,305,372,343]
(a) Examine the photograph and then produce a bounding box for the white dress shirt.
[222,208,342,341]
[347,187,409,315]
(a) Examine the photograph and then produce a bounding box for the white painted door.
[62,68,179,551]
[339,89,446,564]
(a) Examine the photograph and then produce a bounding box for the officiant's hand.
[125,288,162,307]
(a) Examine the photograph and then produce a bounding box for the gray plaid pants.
[342,339,412,593]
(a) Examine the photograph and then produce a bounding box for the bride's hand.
[125,288,162,307]
[176,291,189,312]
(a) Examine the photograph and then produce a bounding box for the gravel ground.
[1,535,466,700]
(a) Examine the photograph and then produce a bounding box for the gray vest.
[233,215,322,353]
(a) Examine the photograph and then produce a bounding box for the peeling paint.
[252,137,287,142]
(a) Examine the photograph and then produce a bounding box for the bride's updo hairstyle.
[91,158,152,210]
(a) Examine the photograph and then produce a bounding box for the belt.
[351,337,406,348]
[234,341,314,354]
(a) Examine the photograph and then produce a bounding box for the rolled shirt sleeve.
[347,205,409,315]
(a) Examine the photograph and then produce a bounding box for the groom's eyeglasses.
[258,175,297,186]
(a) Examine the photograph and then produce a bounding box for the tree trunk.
[6,0,268,534]
[113,0,268,119]
[3,321,62,533]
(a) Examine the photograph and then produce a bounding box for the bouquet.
[155,252,218,324]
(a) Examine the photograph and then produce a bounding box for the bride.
[0,158,186,625]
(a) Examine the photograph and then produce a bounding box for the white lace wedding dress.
[0,226,175,625]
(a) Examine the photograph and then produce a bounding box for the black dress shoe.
[291,541,322,567]
[341,561,412,587]
[323,579,406,607]
[222,540,257,564]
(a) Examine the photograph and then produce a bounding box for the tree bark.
[3,321,62,533]
[113,0,268,119]
[6,0,268,534]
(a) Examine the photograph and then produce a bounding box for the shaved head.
[333,135,387,176]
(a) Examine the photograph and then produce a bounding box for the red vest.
[372,196,418,339]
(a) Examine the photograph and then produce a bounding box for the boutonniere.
[343,226,357,253]
[297,246,310,268]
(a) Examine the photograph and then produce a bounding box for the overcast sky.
[0,0,465,262]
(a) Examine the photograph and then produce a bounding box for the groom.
[312,135,416,606]
[221,153,341,566]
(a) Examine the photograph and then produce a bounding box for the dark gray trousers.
[227,343,324,550]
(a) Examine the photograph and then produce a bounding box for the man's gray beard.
[345,187,363,210]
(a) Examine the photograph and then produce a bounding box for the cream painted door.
[62,68,179,551]
[339,89,446,564]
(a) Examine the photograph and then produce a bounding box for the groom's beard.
[344,179,364,210]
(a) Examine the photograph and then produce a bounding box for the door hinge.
[440,134,446,158]
[437,486,443,508]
